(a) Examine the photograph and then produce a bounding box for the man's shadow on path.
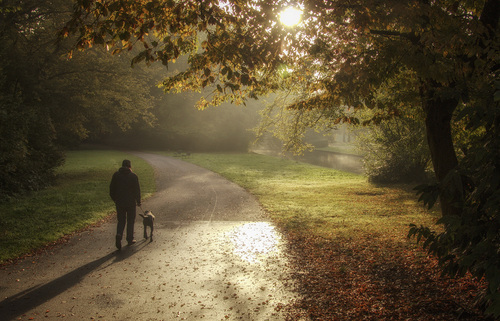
[0,242,149,321]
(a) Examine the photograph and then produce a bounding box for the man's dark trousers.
[116,205,136,243]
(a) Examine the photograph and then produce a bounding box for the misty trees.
[104,89,262,151]
[64,0,499,314]
[49,50,156,145]
[0,0,156,197]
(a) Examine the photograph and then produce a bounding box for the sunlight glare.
[279,7,302,27]
[228,222,281,263]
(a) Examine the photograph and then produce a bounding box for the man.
[109,159,141,250]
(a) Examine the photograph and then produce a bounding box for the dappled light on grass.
[227,222,281,264]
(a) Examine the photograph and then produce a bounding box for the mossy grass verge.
[0,150,155,264]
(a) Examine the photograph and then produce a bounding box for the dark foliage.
[359,113,432,184]
[410,81,500,317]
[284,232,488,320]
[0,0,156,198]
[0,1,65,198]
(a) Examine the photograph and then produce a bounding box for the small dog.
[138,210,155,242]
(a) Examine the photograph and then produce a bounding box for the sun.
[279,7,302,27]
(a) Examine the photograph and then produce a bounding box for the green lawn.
[0,150,155,264]
[1,150,437,263]
[173,152,439,242]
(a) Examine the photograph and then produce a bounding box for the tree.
[101,88,262,152]
[0,0,69,196]
[63,0,499,314]
[46,48,156,146]
[0,0,156,197]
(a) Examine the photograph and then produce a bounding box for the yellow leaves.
[196,97,210,110]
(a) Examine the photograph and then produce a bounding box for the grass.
[171,152,439,242]
[0,150,155,264]
[316,145,363,156]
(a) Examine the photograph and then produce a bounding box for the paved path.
[0,153,299,320]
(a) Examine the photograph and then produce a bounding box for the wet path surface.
[0,153,299,320]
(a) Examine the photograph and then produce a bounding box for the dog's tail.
[138,213,145,218]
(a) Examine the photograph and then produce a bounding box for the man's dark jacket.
[109,166,141,207]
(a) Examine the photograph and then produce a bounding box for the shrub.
[356,114,432,184]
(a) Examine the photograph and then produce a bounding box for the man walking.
[110,159,142,250]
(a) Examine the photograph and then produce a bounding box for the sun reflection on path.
[227,222,282,263]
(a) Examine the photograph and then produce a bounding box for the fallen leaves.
[282,232,488,320]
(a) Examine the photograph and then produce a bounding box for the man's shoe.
[127,239,136,246]
[115,236,122,250]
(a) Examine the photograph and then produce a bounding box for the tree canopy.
[63,0,498,183]
[61,0,498,316]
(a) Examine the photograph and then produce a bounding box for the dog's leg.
[150,224,154,242]
[143,223,148,239]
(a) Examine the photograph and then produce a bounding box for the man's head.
[122,159,132,168]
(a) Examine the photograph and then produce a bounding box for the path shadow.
[0,244,147,320]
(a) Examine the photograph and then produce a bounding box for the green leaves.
[414,183,440,210]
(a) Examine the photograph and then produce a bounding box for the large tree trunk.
[420,0,498,218]
[421,83,460,217]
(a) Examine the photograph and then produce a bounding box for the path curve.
[0,153,301,321]
[136,152,267,222]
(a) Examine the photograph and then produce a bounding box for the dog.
[138,210,155,242]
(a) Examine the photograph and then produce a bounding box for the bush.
[0,3,65,199]
[356,114,432,184]
[0,100,64,199]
